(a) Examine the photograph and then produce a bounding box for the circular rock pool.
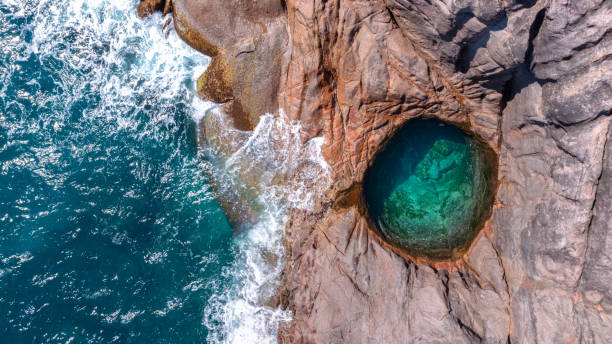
[364,118,496,260]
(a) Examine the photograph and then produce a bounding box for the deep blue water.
[0,1,239,342]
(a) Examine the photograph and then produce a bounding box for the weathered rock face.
[172,0,287,130]
[275,1,611,342]
[148,0,611,342]
[137,0,171,18]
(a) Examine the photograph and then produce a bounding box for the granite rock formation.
[140,0,611,342]
[172,0,287,131]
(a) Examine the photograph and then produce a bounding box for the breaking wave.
[200,110,331,343]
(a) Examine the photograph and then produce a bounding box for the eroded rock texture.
[157,0,612,342]
[272,1,611,342]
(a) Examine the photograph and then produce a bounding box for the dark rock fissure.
[525,7,547,71]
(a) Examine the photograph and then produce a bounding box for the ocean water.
[364,118,493,259]
[0,0,305,343]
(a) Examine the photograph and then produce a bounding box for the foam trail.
[203,111,331,343]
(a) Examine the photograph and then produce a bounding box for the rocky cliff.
[140,0,611,342]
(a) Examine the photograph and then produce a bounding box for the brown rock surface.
[172,0,288,130]
[137,0,171,18]
[274,0,611,342]
[149,0,612,342]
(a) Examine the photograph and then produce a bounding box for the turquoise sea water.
[364,119,493,259]
[0,1,245,342]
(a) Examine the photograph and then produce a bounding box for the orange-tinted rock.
[196,53,234,103]
[157,0,612,342]
[275,0,612,343]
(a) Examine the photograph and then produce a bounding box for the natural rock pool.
[364,118,496,260]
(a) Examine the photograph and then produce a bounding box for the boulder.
[173,0,288,130]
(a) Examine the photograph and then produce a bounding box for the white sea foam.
[14,0,210,136]
[202,110,331,343]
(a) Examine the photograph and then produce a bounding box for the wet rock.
[196,54,234,103]
[197,110,260,229]
[164,0,289,232]
[137,0,170,18]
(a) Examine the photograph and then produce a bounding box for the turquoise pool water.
[364,118,494,259]
[0,1,242,342]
